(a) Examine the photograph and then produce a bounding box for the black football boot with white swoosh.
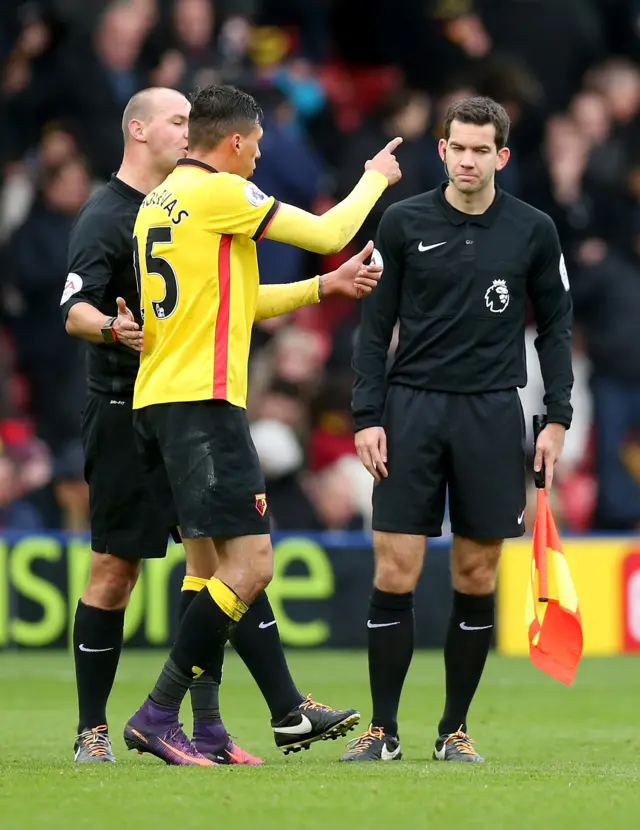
[339,726,402,762]
[272,695,360,754]
[433,729,484,762]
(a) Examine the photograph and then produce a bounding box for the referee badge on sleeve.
[371,248,384,270]
[61,273,83,305]
[255,493,268,516]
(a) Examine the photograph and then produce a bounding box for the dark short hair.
[188,85,263,150]
[443,96,510,150]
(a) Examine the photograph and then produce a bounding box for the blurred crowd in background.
[1,0,640,535]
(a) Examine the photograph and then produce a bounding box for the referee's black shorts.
[133,399,270,540]
[372,385,527,539]
[81,392,178,559]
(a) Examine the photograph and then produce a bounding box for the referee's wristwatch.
[101,316,119,344]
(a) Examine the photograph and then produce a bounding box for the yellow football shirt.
[132,159,280,410]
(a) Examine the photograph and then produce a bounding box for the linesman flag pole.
[526,415,583,685]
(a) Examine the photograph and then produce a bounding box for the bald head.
[122,87,189,143]
[119,87,190,181]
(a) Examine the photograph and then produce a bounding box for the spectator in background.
[307,375,357,473]
[0,2,54,160]
[474,55,547,194]
[304,462,365,531]
[521,115,596,259]
[251,416,365,532]
[0,452,40,530]
[265,324,329,393]
[257,0,331,64]
[570,218,640,531]
[151,0,217,91]
[55,1,149,180]
[250,416,309,529]
[0,125,81,244]
[332,0,491,93]
[251,378,307,434]
[571,89,611,149]
[336,87,435,252]
[152,0,256,92]
[6,157,90,459]
[570,89,617,190]
[478,0,604,115]
[272,57,327,130]
[247,379,312,529]
[583,58,640,189]
[0,425,51,531]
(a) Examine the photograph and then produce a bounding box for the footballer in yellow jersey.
[133,160,284,410]
[133,135,400,412]
[131,84,401,541]
[124,85,401,766]
[132,160,397,411]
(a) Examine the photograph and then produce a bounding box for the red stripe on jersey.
[213,234,232,399]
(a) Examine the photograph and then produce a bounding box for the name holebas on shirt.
[141,188,189,225]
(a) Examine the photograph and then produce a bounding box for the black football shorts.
[133,399,270,539]
[81,392,178,559]
[372,385,527,539]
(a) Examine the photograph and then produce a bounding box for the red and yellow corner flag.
[526,489,583,685]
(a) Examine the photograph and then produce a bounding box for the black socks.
[368,588,415,737]
[438,590,495,736]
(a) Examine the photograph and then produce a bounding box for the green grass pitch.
[1,650,639,829]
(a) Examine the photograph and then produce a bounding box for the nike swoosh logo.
[79,644,115,653]
[259,620,277,629]
[367,620,401,629]
[381,743,402,760]
[434,743,447,761]
[157,736,212,765]
[459,623,493,631]
[517,509,525,525]
[272,714,313,735]
[418,241,447,252]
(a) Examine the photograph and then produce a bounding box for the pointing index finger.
[385,136,403,153]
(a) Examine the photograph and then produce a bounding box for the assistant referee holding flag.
[342,97,573,763]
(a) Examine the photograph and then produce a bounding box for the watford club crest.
[255,493,268,517]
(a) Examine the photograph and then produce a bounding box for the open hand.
[113,297,143,351]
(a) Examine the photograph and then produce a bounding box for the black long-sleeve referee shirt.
[60,175,144,396]
[352,183,574,431]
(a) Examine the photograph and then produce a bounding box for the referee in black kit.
[61,87,191,762]
[341,97,573,763]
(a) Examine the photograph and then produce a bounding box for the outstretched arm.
[254,241,382,321]
[255,278,320,320]
[262,139,403,255]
